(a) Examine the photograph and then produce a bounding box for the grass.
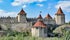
[0,36,63,40]
[0,30,69,40]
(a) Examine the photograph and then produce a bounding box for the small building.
[31,15,47,37]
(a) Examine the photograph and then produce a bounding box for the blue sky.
[0,0,70,22]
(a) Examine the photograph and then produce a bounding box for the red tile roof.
[55,7,64,15]
[33,20,46,28]
[37,14,42,19]
[45,14,52,19]
[18,9,26,15]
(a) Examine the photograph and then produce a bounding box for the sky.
[0,0,70,22]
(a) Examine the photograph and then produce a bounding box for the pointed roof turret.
[33,20,46,28]
[45,14,52,19]
[37,14,42,19]
[55,7,64,15]
[18,9,26,15]
[7,16,11,19]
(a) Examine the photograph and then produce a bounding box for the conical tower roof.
[37,14,42,19]
[33,20,46,28]
[55,7,64,15]
[18,9,26,15]
[45,14,52,19]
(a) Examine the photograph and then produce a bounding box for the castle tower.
[31,20,47,37]
[17,9,27,23]
[45,13,52,19]
[37,14,43,21]
[44,14,53,24]
[55,7,65,25]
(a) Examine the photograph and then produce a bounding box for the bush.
[5,29,31,37]
[62,29,70,40]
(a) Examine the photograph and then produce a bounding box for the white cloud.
[22,5,27,8]
[0,9,17,17]
[11,0,46,6]
[11,1,22,6]
[55,1,70,12]
[37,4,44,7]
[0,10,6,13]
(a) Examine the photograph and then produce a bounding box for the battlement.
[0,16,15,19]
[0,7,65,25]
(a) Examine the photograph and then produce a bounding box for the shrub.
[62,29,70,40]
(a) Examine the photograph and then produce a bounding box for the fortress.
[0,7,65,25]
[0,7,65,37]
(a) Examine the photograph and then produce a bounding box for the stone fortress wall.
[0,7,65,33]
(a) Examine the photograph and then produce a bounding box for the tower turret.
[45,14,52,19]
[37,14,43,21]
[31,19,47,37]
[17,9,27,23]
[44,14,55,24]
[55,7,65,25]
[37,14,42,19]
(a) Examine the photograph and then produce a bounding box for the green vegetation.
[0,36,62,40]
[0,24,70,40]
[0,29,70,40]
[65,21,70,24]
[53,24,70,34]
[62,29,70,40]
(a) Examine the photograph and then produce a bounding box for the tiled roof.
[33,20,46,28]
[45,14,52,19]
[55,7,64,15]
[18,9,26,15]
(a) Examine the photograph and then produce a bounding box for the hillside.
[53,24,70,34]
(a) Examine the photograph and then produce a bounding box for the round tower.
[55,7,65,25]
[37,14,43,21]
[31,20,47,37]
[17,9,27,23]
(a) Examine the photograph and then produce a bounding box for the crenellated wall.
[0,16,56,25]
[0,17,16,23]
